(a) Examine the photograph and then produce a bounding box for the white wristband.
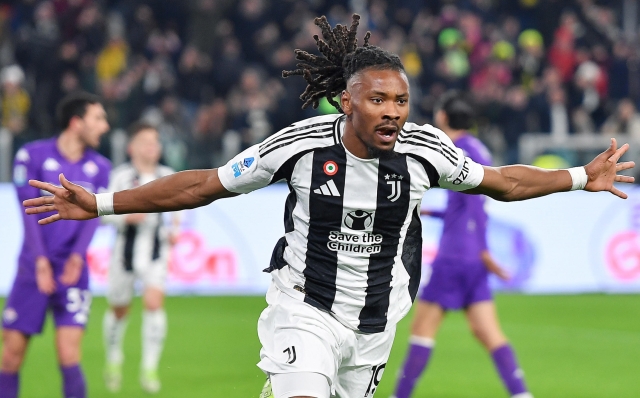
[568,167,588,191]
[95,192,114,216]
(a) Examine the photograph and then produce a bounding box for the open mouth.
[375,126,398,142]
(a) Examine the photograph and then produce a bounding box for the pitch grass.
[3,294,639,397]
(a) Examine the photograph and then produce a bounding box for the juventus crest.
[384,173,403,202]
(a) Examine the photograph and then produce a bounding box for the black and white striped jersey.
[218,114,485,333]
[104,163,176,270]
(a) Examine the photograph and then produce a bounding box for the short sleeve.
[437,149,485,192]
[433,130,485,192]
[218,144,275,194]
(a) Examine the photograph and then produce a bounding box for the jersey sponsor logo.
[15,148,30,162]
[43,157,60,171]
[232,157,255,178]
[82,160,99,177]
[384,174,404,202]
[327,230,383,254]
[452,158,470,185]
[13,164,27,186]
[3,307,17,324]
[323,160,338,175]
[344,210,373,230]
[313,179,340,196]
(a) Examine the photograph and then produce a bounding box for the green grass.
[3,294,639,397]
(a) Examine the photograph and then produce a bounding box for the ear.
[68,115,83,131]
[341,90,352,115]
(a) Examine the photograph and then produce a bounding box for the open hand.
[23,173,98,225]
[584,138,635,199]
[35,256,56,295]
[60,253,84,286]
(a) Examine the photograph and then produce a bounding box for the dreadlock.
[282,14,405,113]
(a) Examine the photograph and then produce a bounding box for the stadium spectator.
[0,0,638,175]
[601,98,640,139]
[0,64,30,137]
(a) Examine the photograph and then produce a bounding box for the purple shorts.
[2,274,92,335]
[418,257,492,310]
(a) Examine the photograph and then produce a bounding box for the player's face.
[78,103,109,148]
[128,129,162,165]
[341,68,409,159]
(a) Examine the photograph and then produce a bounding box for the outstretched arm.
[24,169,235,225]
[466,138,635,201]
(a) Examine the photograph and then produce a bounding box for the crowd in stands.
[1,0,639,172]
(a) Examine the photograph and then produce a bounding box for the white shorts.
[257,284,395,398]
[106,256,168,307]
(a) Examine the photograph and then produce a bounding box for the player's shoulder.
[258,114,343,158]
[16,138,57,164]
[395,121,460,166]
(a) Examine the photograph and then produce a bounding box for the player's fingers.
[610,186,628,199]
[59,173,75,191]
[25,204,57,215]
[615,175,635,183]
[23,196,54,207]
[28,179,63,196]
[602,137,617,156]
[609,142,630,162]
[37,213,61,225]
[616,161,635,171]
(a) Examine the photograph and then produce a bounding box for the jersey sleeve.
[434,130,485,192]
[217,144,277,194]
[13,147,47,259]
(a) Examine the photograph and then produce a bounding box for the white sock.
[142,309,167,371]
[103,310,128,365]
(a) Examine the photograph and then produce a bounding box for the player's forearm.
[112,169,230,214]
[474,165,574,202]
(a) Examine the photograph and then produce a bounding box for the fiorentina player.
[23,15,633,398]
[102,122,178,393]
[0,92,110,398]
[391,91,531,398]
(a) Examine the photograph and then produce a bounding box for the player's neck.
[132,159,157,174]
[342,121,371,159]
[56,131,87,162]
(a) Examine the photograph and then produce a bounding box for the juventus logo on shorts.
[283,346,297,364]
[385,174,403,202]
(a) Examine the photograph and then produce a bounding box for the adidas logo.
[314,179,340,196]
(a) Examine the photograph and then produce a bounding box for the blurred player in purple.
[392,91,532,398]
[0,92,111,398]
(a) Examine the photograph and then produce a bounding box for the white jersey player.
[24,15,634,398]
[101,123,178,394]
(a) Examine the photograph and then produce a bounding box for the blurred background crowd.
[0,0,639,175]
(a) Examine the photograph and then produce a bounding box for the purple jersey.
[12,137,111,279]
[431,134,492,263]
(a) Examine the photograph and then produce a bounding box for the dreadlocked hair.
[282,14,405,112]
